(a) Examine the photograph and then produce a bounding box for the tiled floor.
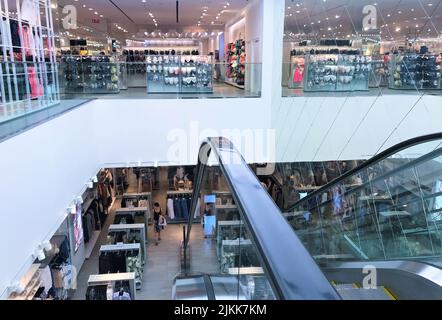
[72,170,219,300]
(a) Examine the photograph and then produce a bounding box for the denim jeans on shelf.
[180,198,189,220]
[174,198,182,219]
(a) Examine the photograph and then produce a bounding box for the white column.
[260,0,285,114]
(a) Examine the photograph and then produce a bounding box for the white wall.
[0,106,99,298]
[273,94,442,162]
[0,97,269,298]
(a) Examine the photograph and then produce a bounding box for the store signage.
[92,18,100,24]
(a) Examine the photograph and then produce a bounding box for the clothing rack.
[167,190,193,197]
[166,190,201,224]
[114,207,150,229]
[99,243,143,290]
[87,273,136,300]
[108,224,147,265]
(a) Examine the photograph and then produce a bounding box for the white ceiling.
[284,0,442,41]
[56,0,251,40]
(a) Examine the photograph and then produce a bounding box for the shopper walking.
[153,202,163,245]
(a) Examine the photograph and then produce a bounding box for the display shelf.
[389,53,442,90]
[369,55,390,88]
[99,243,143,290]
[8,263,41,300]
[146,54,213,93]
[114,207,149,231]
[61,56,120,94]
[220,239,260,274]
[88,272,136,300]
[0,0,60,120]
[304,54,370,92]
[224,80,245,89]
[288,55,306,89]
[216,220,244,260]
[108,223,147,263]
[225,39,246,88]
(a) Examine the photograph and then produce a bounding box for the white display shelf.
[224,80,245,89]
[8,263,41,300]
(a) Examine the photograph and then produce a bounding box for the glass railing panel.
[58,61,262,99]
[185,149,277,300]
[282,52,442,97]
[0,60,263,141]
[289,136,442,263]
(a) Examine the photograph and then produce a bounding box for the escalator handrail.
[184,137,340,300]
[286,132,442,212]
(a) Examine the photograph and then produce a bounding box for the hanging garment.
[186,197,192,212]
[21,25,34,57]
[173,197,182,219]
[40,266,53,292]
[9,20,21,53]
[112,291,131,300]
[167,198,175,220]
[21,0,40,26]
[51,269,63,288]
[27,66,44,99]
[86,285,107,300]
[293,68,304,83]
[61,264,76,290]
[180,198,189,220]
[82,216,90,243]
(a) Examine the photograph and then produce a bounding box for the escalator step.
[335,286,396,300]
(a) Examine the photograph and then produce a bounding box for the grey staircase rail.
[184,137,340,300]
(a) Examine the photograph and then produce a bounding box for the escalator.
[173,135,442,300]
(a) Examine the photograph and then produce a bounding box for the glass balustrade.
[287,135,442,263]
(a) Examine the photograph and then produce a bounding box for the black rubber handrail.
[286,133,442,212]
[184,137,340,300]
